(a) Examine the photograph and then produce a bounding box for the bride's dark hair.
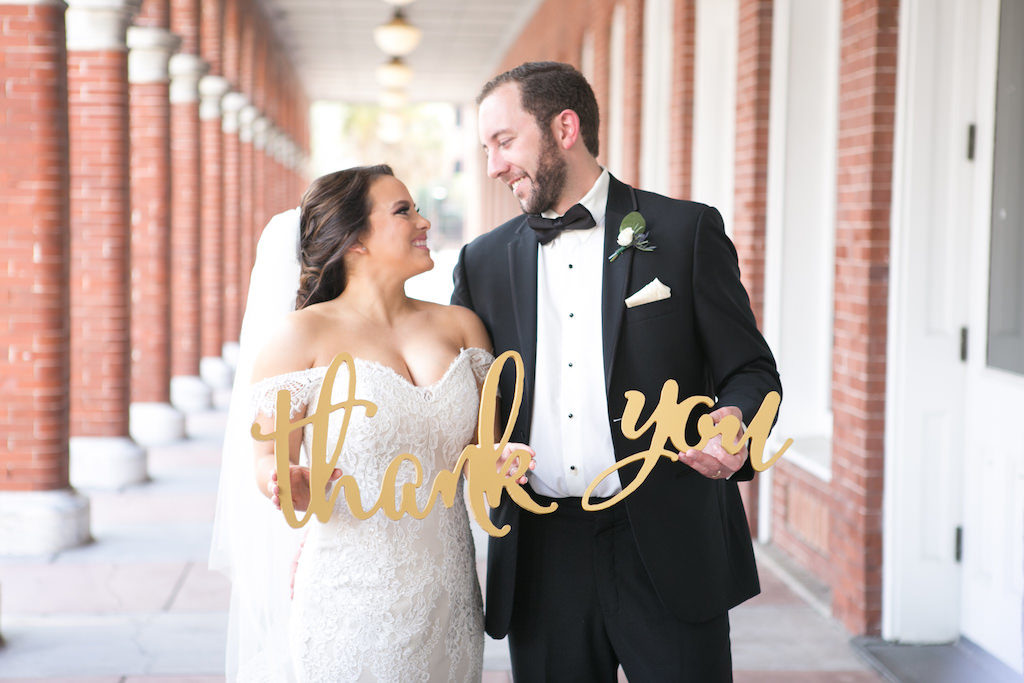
[295,164,394,309]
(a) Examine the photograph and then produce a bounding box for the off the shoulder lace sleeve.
[249,367,328,420]
[464,347,496,388]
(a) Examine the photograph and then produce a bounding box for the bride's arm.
[249,312,330,511]
[451,305,535,483]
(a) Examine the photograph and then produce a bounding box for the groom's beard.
[521,132,568,215]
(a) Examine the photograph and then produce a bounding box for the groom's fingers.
[680,434,744,479]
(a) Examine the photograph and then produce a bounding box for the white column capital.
[252,115,270,150]
[239,104,259,143]
[221,91,248,134]
[65,0,140,51]
[198,74,231,120]
[168,52,209,104]
[127,26,180,84]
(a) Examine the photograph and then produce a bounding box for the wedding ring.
[714,469,722,479]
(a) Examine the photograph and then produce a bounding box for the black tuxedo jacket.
[452,175,782,638]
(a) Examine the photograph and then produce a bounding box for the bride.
[210,165,528,681]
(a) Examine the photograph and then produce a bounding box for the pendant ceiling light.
[376,56,414,89]
[373,9,422,57]
[379,88,408,110]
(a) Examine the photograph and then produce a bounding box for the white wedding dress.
[248,348,489,682]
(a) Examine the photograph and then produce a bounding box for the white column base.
[222,341,241,370]
[0,489,91,556]
[170,374,212,413]
[200,355,234,389]
[129,401,186,446]
[69,436,147,490]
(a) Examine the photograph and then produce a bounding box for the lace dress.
[250,348,490,682]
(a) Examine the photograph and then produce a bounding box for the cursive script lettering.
[251,351,556,537]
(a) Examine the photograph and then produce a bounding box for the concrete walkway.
[0,407,881,682]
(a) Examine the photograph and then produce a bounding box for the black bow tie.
[526,204,596,245]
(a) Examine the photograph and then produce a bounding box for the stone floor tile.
[734,671,883,682]
[166,563,230,612]
[1,563,186,615]
[731,604,868,671]
[745,560,806,607]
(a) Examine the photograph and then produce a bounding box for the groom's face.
[478,83,567,215]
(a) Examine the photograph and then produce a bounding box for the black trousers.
[506,493,733,682]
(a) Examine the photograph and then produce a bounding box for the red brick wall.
[170,0,200,55]
[200,0,223,76]
[222,0,240,89]
[0,3,72,491]
[67,48,132,438]
[136,0,169,28]
[734,0,772,327]
[769,0,898,637]
[222,110,243,344]
[170,93,203,376]
[619,0,643,187]
[668,0,695,200]
[732,0,774,534]
[129,79,173,404]
[827,0,898,635]
[239,115,256,302]
[200,114,225,358]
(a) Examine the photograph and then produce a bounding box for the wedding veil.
[209,207,304,681]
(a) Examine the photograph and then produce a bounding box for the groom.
[452,62,782,681]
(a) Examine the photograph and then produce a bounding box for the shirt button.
[568,264,574,269]
[568,312,575,318]
[568,362,573,368]
[568,413,574,419]
[570,465,576,471]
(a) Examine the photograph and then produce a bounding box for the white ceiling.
[260,0,546,104]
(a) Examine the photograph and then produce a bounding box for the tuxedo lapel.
[602,175,636,393]
[507,223,539,423]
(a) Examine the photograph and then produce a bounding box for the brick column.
[620,0,644,186]
[732,0,773,534]
[168,51,211,412]
[238,103,258,301]
[253,115,269,233]
[0,0,91,555]
[830,0,898,635]
[198,73,233,394]
[126,24,186,446]
[220,91,247,365]
[668,0,696,199]
[66,0,148,489]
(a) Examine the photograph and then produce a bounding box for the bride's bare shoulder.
[249,307,325,382]
[417,301,491,352]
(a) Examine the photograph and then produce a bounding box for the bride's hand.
[269,466,343,512]
[499,443,536,485]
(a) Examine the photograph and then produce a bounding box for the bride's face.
[359,175,433,278]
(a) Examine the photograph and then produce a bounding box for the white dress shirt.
[528,169,621,498]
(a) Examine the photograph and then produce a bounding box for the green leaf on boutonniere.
[609,211,656,262]
[620,211,645,233]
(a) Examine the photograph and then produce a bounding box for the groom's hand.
[269,466,343,512]
[499,442,536,485]
[679,406,747,480]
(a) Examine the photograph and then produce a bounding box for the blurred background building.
[1,0,1021,677]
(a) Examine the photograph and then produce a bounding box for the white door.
[884,0,980,644]
[960,0,1024,672]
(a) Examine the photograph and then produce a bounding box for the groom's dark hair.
[477,61,600,158]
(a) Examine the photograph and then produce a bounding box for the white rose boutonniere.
[609,211,656,262]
